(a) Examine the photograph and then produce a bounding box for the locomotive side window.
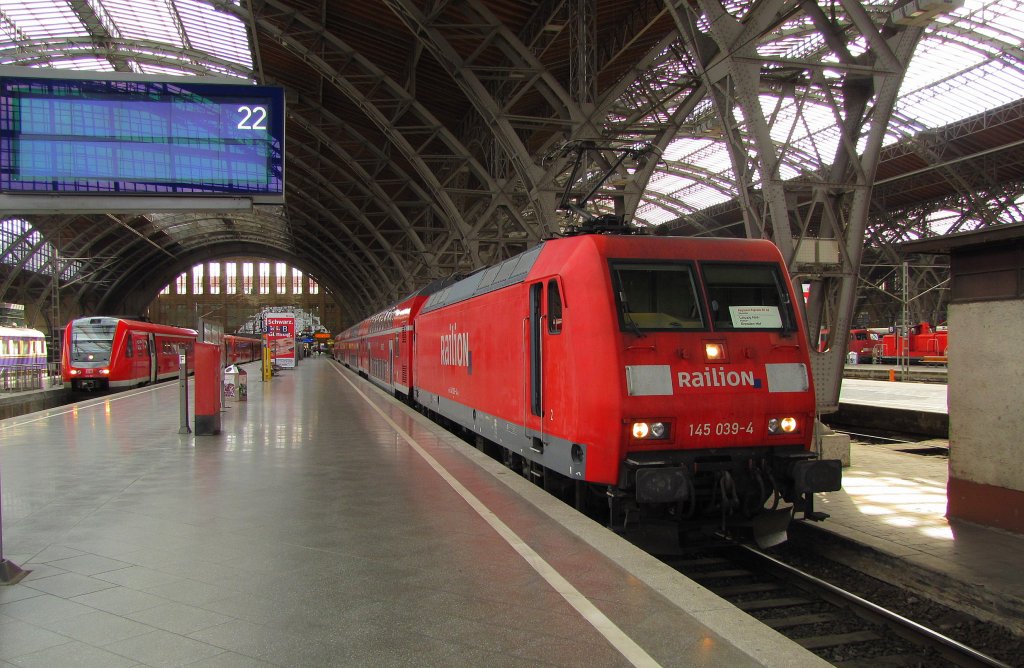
[700,262,796,332]
[547,280,563,334]
[610,262,704,331]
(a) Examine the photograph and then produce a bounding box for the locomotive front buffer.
[621,448,843,546]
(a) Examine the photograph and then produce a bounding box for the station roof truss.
[2,0,1023,346]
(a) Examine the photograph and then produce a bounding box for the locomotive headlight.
[100,368,110,375]
[631,421,669,440]
[768,417,799,434]
[69,369,79,376]
[705,342,725,360]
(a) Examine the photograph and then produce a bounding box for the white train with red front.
[336,232,842,541]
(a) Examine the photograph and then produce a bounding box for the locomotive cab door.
[529,283,543,425]
[527,278,568,452]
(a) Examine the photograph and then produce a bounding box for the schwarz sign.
[0,71,284,201]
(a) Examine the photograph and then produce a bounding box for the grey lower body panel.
[415,388,586,481]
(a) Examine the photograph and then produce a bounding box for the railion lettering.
[677,367,759,389]
[440,323,470,367]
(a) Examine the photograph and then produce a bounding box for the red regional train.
[224,334,262,366]
[62,316,198,391]
[336,232,842,540]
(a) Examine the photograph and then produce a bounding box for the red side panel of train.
[334,292,430,397]
[224,335,262,366]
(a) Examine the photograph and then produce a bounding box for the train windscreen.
[700,262,796,332]
[70,320,116,363]
[611,261,705,331]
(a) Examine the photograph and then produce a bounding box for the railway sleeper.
[761,613,842,630]
[735,596,813,611]
[711,582,782,597]
[796,630,881,650]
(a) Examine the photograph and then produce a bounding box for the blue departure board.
[0,74,284,199]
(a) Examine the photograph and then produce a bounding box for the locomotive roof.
[421,244,544,314]
[417,233,787,314]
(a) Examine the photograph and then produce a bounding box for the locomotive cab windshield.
[70,318,117,364]
[611,261,705,331]
[702,262,797,334]
[611,260,797,334]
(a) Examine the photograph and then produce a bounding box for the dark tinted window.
[547,280,563,334]
[611,262,704,331]
[701,262,795,331]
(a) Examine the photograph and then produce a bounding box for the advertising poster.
[265,313,296,368]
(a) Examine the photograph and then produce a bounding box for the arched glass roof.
[0,0,252,75]
[3,0,1023,231]
[2,0,1024,328]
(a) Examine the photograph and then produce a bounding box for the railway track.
[655,539,1011,667]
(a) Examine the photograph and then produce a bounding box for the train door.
[148,333,157,384]
[388,337,395,387]
[125,333,138,384]
[529,283,543,437]
[527,278,567,450]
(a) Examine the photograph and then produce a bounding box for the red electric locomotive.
[339,233,842,540]
[62,316,197,391]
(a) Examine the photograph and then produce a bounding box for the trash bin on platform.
[224,365,238,399]
[236,368,248,402]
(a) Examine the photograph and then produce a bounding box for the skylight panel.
[901,39,989,95]
[671,182,735,210]
[925,209,962,236]
[136,62,204,77]
[100,0,183,46]
[2,0,86,40]
[960,0,1024,40]
[646,171,692,196]
[899,60,1024,126]
[635,203,683,226]
[961,19,1023,45]
[662,137,715,162]
[675,141,734,174]
[176,0,252,71]
[57,57,118,71]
